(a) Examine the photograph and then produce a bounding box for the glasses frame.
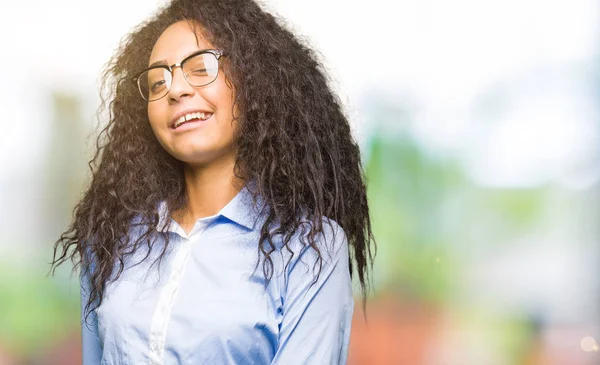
[132,49,225,102]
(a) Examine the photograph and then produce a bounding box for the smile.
[172,112,213,130]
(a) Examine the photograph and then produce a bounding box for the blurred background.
[0,0,599,364]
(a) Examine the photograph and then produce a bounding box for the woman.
[52,0,375,364]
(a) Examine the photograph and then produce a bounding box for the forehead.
[149,20,213,66]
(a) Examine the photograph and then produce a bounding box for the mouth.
[171,111,213,130]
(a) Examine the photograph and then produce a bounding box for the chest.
[95,234,282,364]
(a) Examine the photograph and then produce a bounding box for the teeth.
[173,112,213,128]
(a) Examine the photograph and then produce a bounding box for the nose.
[167,66,195,104]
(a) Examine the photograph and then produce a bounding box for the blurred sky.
[1,0,599,190]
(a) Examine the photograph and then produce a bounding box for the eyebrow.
[148,49,205,68]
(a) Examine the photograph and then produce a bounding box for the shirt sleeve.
[271,223,355,365]
[80,268,103,364]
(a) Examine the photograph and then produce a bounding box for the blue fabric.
[80,186,354,364]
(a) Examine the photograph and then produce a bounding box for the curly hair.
[51,0,375,321]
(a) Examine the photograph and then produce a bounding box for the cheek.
[147,104,163,132]
[218,94,236,129]
[212,75,235,113]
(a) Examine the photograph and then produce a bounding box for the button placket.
[148,221,212,365]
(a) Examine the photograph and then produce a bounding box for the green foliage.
[0,260,79,356]
[365,133,464,303]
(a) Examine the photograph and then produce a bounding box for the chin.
[174,150,230,166]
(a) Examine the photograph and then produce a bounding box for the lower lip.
[171,116,211,132]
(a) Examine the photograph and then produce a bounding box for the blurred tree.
[0,90,87,360]
[365,131,462,303]
[42,91,89,244]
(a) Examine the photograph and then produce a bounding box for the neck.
[173,156,244,226]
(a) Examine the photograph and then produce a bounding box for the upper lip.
[170,109,214,128]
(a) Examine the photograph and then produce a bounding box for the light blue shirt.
[80,186,354,364]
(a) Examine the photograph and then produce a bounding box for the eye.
[151,80,166,92]
[190,68,208,76]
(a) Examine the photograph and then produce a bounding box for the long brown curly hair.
[51,0,376,321]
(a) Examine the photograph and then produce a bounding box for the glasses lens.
[183,52,219,87]
[138,68,172,101]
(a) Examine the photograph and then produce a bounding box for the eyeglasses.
[132,49,225,102]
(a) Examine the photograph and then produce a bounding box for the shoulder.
[310,217,348,263]
[275,216,349,270]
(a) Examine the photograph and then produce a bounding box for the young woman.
[52,0,375,363]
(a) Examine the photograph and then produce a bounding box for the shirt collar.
[157,183,266,232]
[219,183,266,230]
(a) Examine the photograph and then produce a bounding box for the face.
[146,20,236,167]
